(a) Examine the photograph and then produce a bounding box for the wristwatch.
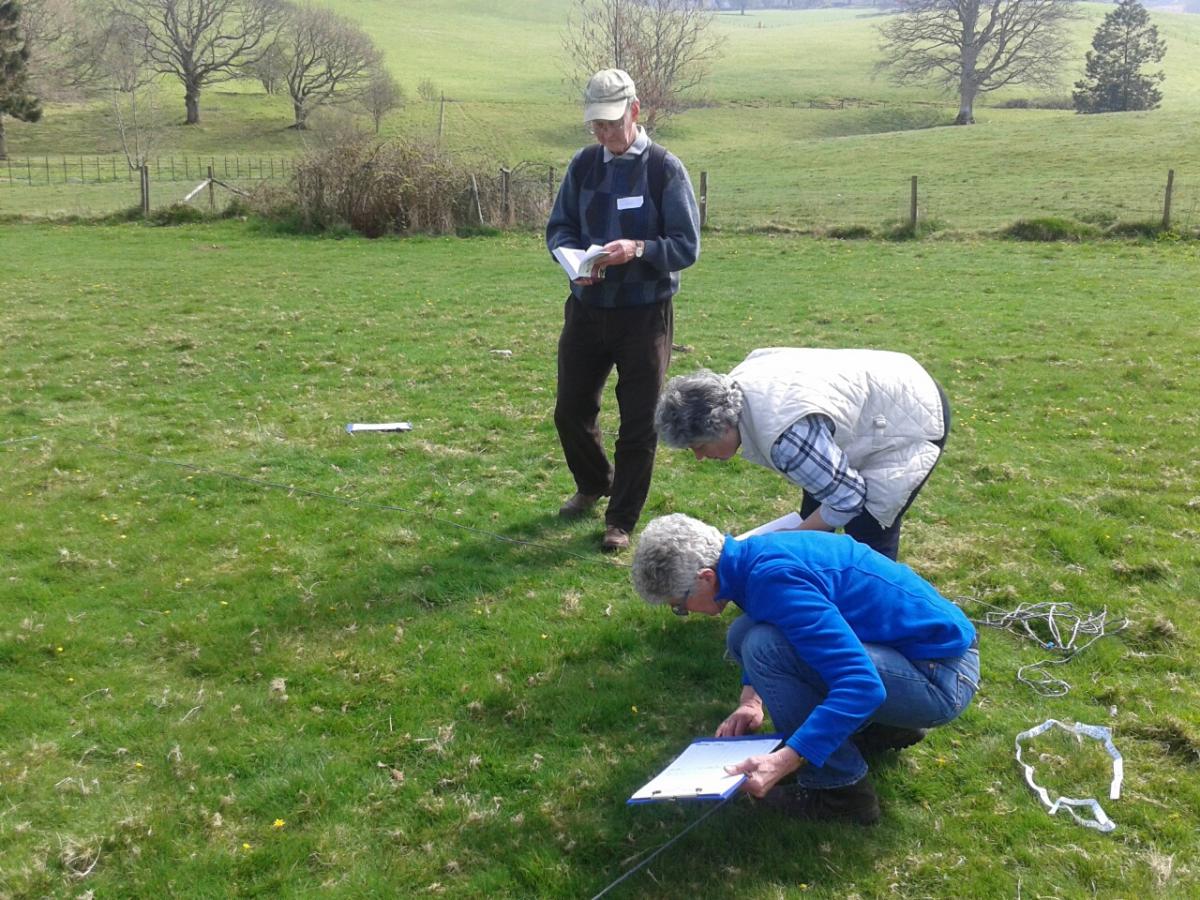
[634,240,645,259]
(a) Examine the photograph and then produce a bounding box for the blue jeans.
[726,616,980,789]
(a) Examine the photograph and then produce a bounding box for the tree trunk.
[0,115,7,160]
[956,43,979,125]
[185,85,201,125]
[956,78,977,125]
[293,101,308,130]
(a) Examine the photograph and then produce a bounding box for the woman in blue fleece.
[630,513,979,825]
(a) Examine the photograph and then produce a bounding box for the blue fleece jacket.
[716,531,975,768]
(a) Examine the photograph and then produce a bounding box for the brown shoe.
[601,525,630,553]
[761,775,881,826]
[558,492,601,519]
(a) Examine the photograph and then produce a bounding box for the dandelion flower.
[273,819,286,829]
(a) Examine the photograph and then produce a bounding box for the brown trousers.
[554,297,674,533]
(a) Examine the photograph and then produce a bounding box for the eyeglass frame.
[670,582,694,617]
[587,104,631,135]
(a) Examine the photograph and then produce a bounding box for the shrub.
[1106,219,1175,240]
[149,203,206,226]
[250,137,553,238]
[881,218,944,241]
[1003,217,1099,242]
[826,224,873,240]
[291,139,469,236]
[995,95,1073,110]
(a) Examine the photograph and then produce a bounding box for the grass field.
[3,4,1200,229]
[2,221,1199,897]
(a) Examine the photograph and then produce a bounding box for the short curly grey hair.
[654,370,743,449]
[630,513,725,605]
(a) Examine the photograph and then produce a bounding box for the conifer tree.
[1073,0,1166,114]
[0,0,42,158]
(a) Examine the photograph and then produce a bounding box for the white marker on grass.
[345,422,413,434]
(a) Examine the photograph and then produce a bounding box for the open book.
[552,244,610,280]
[628,735,783,804]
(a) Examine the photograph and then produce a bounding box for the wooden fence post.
[470,174,484,224]
[548,166,556,210]
[500,167,512,226]
[699,170,708,228]
[1162,169,1174,230]
[909,175,918,230]
[140,165,151,217]
[208,165,216,214]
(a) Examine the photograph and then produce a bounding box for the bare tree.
[877,0,1077,125]
[113,0,281,124]
[360,66,403,134]
[280,3,379,130]
[16,0,76,96]
[563,0,723,131]
[245,39,288,95]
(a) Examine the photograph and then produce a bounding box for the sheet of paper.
[735,511,804,541]
[628,736,782,803]
[345,422,413,433]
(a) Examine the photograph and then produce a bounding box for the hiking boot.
[558,492,601,520]
[762,775,881,826]
[601,525,630,553]
[851,724,927,756]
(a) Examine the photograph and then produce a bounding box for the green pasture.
[4,4,1200,229]
[2,222,1199,897]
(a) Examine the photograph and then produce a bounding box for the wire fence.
[1,152,1195,234]
[0,155,294,187]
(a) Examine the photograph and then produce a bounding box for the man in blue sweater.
[547,68,701,553]
[631,513,979,825]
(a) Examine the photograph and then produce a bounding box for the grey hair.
[631,513,724,605]
[654,369,743,448]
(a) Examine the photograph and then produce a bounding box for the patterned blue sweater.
[716,531,976,767]
[546,128,700,308]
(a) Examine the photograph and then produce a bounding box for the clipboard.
[627,734,783,804]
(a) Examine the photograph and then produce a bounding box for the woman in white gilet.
[654,347,950,560]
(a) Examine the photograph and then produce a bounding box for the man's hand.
[600,239,639,267]
[715,703,764,737]
[724,747,805,798]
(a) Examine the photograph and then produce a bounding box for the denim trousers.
[726,616,980,789]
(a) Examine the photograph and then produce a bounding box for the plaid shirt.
[769,415,866,528]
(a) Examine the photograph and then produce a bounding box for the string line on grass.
[963,597,1129,696]
[590,794,734,900]
[10,434,632,569]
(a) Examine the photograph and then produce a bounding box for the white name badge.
[617,195,644,210]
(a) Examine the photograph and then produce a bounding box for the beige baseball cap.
[583,69,636,122]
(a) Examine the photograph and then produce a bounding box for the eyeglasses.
[670,584,693,617]
[587,115,626,135]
